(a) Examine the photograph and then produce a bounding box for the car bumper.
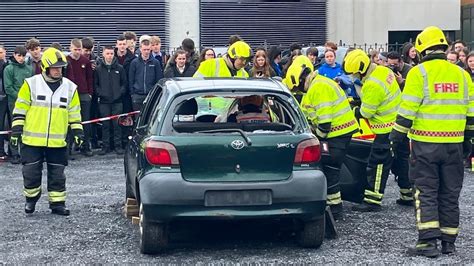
[139,170,326,223]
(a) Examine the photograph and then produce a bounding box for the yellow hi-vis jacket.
[301,74,359,138]
[12,75,83,147]
[193,57,249,78]
[193,57,249,114]
[360,66,401,134]
[395,59,474,143]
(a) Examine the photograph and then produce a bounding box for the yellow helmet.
[342,49,370,75]
[41,47,67,72]
[228,41,252,60]
[283,55,314,90]
[415,26,448,54]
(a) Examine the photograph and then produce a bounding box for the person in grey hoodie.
[128,36,163,111]
[94,46,127,155]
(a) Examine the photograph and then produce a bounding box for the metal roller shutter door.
[200,0,327,49]
[0,1,167,54]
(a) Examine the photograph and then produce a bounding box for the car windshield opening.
[171,93,299,134]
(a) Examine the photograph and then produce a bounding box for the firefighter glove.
[10,125,23,149]
[72,129,85,148]
[352,106,363,120]
[10,135,20,149]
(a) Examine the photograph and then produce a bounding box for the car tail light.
[144,140,179,166]
[294,139,321,164]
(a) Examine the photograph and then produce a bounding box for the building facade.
[0,0,462,54]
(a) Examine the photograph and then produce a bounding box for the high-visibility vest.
[397,59,474,143]
[193,57,249,78]
[193,57,249,115]
[301,75,359,138]
[12,75,83,147]
[360,66,401,134]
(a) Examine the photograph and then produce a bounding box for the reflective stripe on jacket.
[360,66,401,134]
[13,75,82,147]
[398,59,474,143]
[301,74,359,138]
[193,58,248,78]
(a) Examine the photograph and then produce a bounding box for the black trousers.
[363,133,394,205]
[90,93,100,148]
[0,97,8,154]
[21,144,68,205]
[320,135,351,206]
[99,103,122,150]
[121,92,133,148]
[410,141,464,243]
[131,94,147,112]
[79,94,92,147]
[392,137,412,200]
[7,101,18,157]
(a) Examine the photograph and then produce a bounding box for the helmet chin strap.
[42,69,62,83]
[229,56,237,70]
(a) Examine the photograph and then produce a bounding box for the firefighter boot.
[396,198,414,206]
[352,202,381,212]
[50,203,70,216]
[329,203,343,220]
[25,201,37,214]
[441,241,456,254]
[407,239,440,258]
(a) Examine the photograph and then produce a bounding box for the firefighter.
[390,26,474,257]
[10,47,84,216]
[342,49,402,212]
[193,41,251,116]
[193,40,251,78]
[284,55,314,103]
[284,55,359,218]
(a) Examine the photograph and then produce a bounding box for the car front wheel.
[139,203,169,254]
[297,216,325,248]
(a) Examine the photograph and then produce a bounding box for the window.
[137,86,163,128]
[168,93,300,134]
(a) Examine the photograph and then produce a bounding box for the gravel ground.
[0,153,473,264]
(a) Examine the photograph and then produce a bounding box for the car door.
[125,85,163,198]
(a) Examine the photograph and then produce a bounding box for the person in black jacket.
[0,44,8,159]
[115,34,136,149]
[164,49,196,78]
[94,46,127,155]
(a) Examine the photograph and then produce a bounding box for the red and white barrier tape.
[0,110,140,135]
[80,110,140,125]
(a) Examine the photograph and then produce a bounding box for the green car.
[124,78,327,254]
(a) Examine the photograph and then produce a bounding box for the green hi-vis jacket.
[193,57,248,78]
[300,74,359,138]
[360,66,401,134]
[395,59,474,143]
[12,75,83,147]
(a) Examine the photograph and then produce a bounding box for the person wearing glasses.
[196,47,216,68]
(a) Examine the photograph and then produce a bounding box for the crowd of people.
[1,27,473,257]
[1,32,472,164]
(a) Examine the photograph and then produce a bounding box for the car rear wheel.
[297,216,325,248]
[139,203,169,254]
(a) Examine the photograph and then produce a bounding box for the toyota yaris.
[124,78,327,254]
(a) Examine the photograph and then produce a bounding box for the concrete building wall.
[167,0,200,50]
[327,0,460,45]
